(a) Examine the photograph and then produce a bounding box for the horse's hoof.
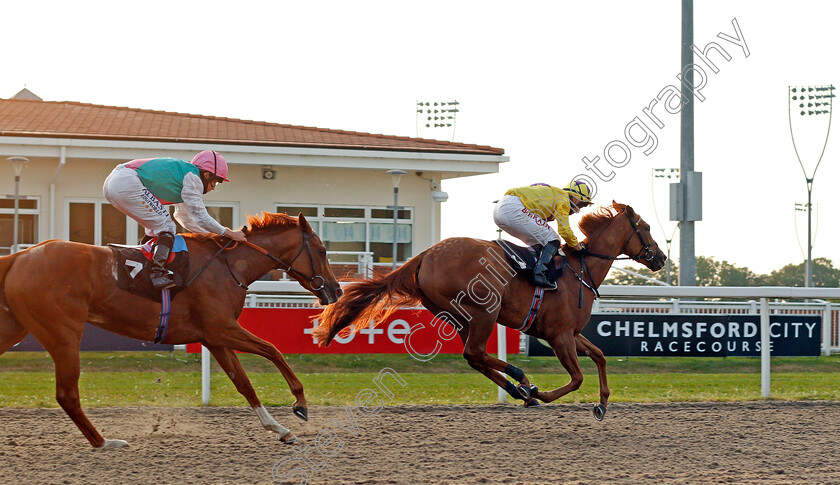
[593,404,607,421]
[293,406,308,421]
[524,398,542,408]
[96,439,129,449]
[516,384,538,400]
[279,432,298,445]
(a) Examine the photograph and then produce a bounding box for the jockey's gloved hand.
[577,243,589,255]
[224,228,247,242]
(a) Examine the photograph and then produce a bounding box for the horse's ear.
[298,213,313,232]
[611,200,627,212]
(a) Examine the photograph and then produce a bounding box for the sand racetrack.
[0,401,838,484]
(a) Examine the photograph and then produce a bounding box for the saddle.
[108,236,190,302]
[493,239,567,286]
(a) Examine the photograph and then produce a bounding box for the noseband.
[621,213,657,263]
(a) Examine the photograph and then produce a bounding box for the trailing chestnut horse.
[0,212,341,448]
[314,202,666,418]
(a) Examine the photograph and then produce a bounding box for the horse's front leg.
[575,334,609,420]
[532,333,585,405]
[206,345,296,444]
[205,324,308,421]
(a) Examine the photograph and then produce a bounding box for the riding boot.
[149,232,176,290]
[532,240,560,290]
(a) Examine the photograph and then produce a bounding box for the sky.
[3,0,840,277]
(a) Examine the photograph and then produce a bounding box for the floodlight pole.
[678,0,697,287]
[806,181,813,287]
[788,84,834,287]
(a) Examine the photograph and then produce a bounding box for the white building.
[0,89,507,274]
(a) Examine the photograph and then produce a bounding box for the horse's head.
[246,211,342,305]
[289,213,342,305]
[611,202,667,272]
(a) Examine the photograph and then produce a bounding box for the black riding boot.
[532,240,560,290]
[149,232,176,290]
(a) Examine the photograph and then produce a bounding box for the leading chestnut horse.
[0,212,341,448]
[314,202,666,418]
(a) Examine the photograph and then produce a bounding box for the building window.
[168,203,238,235]
[0,197,39,255]
[67,199,135,246]
[275,204,413,266]
[68,200,239,246]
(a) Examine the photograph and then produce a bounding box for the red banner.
[186,308,520,357]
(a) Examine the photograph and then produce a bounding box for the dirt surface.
[0,402,838,484]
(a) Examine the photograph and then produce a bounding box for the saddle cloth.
[108,235,190,302]
[493,239,566,285]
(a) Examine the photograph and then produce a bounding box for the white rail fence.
[199,284,840,404]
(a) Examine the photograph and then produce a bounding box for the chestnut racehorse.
[0,212,341,448]
[314,202,666,418]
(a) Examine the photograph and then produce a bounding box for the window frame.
[275,203,414,263]
[65,198,138,246]
[0,195,40,253]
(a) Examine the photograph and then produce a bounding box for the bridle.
[566,209,658,307]
[189,225,327,292]
[242,228,326,291]
[585,210,657,263]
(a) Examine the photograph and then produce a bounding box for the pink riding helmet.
[191,150,230,182]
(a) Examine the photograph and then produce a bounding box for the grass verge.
[0,351,838,407]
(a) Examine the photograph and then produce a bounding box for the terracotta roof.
[0,98,504,156]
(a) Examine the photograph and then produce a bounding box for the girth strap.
[517,286,544,332]
[153,288,172,344]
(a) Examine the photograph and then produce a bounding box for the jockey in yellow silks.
[493,180,593,289]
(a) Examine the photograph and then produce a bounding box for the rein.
[186,228,326,291]
[582,210,657,263]
[568,210,656,307]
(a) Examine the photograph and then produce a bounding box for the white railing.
[198,284,840,403]
[270,251,375,281]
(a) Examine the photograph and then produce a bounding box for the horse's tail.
[313,252,426,346]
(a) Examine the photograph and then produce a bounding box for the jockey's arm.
[551,198,580,248]
[173,172,227,235]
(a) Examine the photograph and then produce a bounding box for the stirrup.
[150,269,176,290]
[533,273,557,291]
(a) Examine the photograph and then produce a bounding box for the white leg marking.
[96,438,129,449]
[254,405,291,436]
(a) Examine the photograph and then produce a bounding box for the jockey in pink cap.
[103,150,246,290]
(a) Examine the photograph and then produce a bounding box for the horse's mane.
[578,202,626,238]
[180,211,299,242]
[244,212,299,235]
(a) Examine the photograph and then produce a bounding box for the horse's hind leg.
[11,307,125,449]
[41,331,126,448]
[575,334,609,419]
[205,324,308,420]
[206,346,296,444]
[460,320,528,397]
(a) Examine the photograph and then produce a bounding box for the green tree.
[602,256,840,287]
[763,257,840,287]
[695,256,759,286]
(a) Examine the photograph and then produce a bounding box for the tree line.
[604,256,840,287]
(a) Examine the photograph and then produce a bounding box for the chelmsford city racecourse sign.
[582,314,820,357]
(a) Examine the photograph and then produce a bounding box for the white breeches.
[103,165,176,237]
[493,195,560,247]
